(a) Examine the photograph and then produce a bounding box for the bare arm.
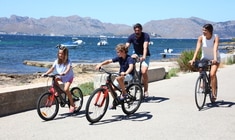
[62,63,72,75]
[213,35,219,63]
[190,36,202,65]
[95,59,113,70]
[44,66,54,75]
[125,42,131,49]
[142,41,149,60]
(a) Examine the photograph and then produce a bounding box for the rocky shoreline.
[0,60,179,88]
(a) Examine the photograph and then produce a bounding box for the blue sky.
[0,0,234,25]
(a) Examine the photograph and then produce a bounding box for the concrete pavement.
[1,64,235,140]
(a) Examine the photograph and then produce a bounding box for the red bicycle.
[36,74,83,121]
[85,67,143,123]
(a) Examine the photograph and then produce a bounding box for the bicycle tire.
[36,92,59,121]
[122,83,143,115]
[195,76,207,110]
[209,76,218,103]
[69,87,83,113]
[85,88,109,123]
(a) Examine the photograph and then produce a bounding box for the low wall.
[0,84,49,117]
[94,67,166,89]
[0,67,166,117]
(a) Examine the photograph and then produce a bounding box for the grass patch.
[165,68,180,79]
[78,82,94,96]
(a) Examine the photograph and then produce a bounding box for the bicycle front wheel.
[122,83,143,115]
[85,88,109,123]
[70,87,83,113]
[36,92,59,121]
[195,76,206,110]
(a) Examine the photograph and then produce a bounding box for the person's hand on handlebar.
[189,60,195,66]
[120,72,126,76]
[211,59,218,64]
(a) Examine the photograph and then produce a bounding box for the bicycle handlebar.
[193,60,212,68]
[99,67,121,76]
[42,74,61,78]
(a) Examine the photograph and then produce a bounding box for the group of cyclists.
[42,23,220,113]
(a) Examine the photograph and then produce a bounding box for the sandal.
[119,93,128,101]
[69,105,78,113]
[144,91,149,98]
[109,104,116,110]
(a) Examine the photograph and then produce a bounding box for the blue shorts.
[137,55,150,67]
[113,74,133,87]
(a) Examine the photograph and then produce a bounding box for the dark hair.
[203,24,213,34]
[133,23,142,30]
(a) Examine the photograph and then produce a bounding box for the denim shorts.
[136,55,150,67]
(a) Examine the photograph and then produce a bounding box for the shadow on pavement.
[201,100,235,111]
[142,96,169,103]
[90,111,152,125]
[45,109,86,121]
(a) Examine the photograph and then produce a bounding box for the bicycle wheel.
[36,92,59,121]
[122,83,143,115]
[70,87,83,113]
[195,76,207,110]
[209,76,218,103]
[85,88,109,123]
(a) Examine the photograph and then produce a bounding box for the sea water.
[0,34,231,74]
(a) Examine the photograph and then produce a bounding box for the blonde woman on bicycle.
[42,46,76,113]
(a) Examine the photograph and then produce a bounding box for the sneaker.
[144,91,149,98]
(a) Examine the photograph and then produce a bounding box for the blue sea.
[0,34,231,74]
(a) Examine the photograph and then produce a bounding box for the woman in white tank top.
[190,24,220,102]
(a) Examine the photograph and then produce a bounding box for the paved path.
[1,64,235,140]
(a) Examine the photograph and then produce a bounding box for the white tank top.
[201,34,220,61]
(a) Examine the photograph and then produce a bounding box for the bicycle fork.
[95,86,109,107]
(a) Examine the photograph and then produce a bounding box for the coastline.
[0,60,179,88]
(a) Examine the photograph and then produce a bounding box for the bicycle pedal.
[60,103,65,107]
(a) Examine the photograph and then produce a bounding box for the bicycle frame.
[96,68,122,106]
[48,75,68,107]
[131,57,142,85]
[198,61,212,94]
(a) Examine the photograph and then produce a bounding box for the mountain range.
[0,15,234,38]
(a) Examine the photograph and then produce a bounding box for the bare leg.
[116,76,126,94]
[210,63,219,101]
[64,82,75,112]
[141,66,149,94]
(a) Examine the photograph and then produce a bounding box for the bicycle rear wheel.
[195,76,207,110]
[209,75,218,103]
[85,88,109,123]
[36,92,59,121]
[122,83,143,115]
[70,87,83,113]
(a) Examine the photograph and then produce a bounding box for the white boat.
[164,48,173,53]
[61,37,85,49]
[97,35,109,46]
[149,41,154,45]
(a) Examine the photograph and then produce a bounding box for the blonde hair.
[115,43,128,53]
[58,47,69,65]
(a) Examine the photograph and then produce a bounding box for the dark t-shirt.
[127,32,151,56]
[112,55,134,76]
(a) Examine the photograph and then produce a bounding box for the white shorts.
[113,74,133,87]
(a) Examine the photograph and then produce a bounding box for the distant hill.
[0,15,234,38]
